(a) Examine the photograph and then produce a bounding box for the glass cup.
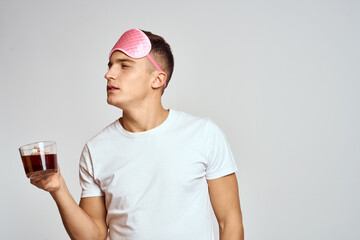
[19,141,58,179]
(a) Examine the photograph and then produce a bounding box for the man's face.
[105,51,155,109]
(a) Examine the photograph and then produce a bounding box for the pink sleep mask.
[109,28,166,88]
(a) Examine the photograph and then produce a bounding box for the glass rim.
[19,141,56,150]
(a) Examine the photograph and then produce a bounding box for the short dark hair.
[141,30,174,92]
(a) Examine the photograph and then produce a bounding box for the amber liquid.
[21,153,58,178]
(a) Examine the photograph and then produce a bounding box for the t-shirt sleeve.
[205,119,238,180]
[79,143,104,198]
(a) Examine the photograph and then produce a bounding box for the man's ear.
[151,71,167,89]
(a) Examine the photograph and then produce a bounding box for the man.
[31,28,244,240]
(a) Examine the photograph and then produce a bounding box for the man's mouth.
[107,85,120,92]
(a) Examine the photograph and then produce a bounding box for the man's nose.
[104,68,115,81]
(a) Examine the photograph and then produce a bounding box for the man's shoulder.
[172,109,209,124]
[171,109,219,133]
[174,109,224,133]
[86,119,120,146]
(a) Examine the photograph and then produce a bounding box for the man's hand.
[30,165,63,193]
[28,164,107,240]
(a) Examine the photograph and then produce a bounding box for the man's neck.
[120,105,169,133]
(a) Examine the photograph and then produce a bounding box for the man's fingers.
[29,166,62,192]
[30,178,44,189]
[30,178,42,185]
[30,176,50,187]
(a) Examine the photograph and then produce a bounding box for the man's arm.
[207,173,244,240]
[31,168,108,240]
[79,196,108,239]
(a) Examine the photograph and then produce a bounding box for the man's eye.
[122,64,129,68]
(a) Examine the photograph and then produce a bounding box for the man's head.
[105,29,174,109]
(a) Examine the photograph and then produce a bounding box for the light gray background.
[0,0,359,239]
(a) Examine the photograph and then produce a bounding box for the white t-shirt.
[79,109,238,240]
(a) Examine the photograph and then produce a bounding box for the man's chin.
[107,98,124,109]
[107,97,116,106]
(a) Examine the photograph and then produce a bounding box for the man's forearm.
[219,222,244,240]
[50,177,104,240]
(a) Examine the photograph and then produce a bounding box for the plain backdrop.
[1,0,359,239]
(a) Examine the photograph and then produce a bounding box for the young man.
[31,28,244,240]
